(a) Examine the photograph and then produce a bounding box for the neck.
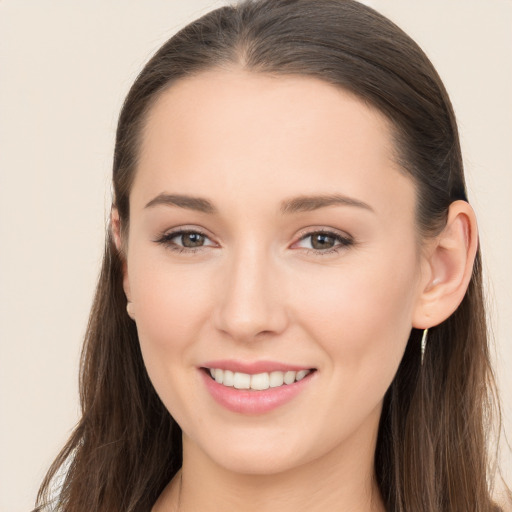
[153,413,385,512]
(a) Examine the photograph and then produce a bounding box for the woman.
[34,0,509,510]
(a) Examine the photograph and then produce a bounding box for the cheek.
[128,251,215,366]
[293,250,419,372]
[127,257,217,424]
[285,251,420,445]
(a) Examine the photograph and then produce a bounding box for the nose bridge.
[214,239,287,341]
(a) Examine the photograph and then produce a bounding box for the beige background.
[0,1,510,511]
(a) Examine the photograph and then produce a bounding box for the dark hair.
[36,1,507,510]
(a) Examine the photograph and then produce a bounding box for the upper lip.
[201,360,315,374]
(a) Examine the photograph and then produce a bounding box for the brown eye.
[310,233,336,250]
[294,230,354,254]
[180,232,206,248]
[155,229,216,253]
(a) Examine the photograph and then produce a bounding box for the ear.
[111,207,134,318]
[111,206,124,254]
[412,200,478,329]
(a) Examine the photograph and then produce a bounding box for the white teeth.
[250,372,270,390]
[223,369,234,387]
[295,369,309,381]
[207,368,312,389]
[269,371,284,388]
[233,372,251,390]
[283,371,296,385]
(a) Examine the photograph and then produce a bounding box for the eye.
[294,230,353,254]
[155,229,216,253]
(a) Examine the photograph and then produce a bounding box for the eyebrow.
[144,192,374,215]
[279,193,374,214]
[145,193,217,214]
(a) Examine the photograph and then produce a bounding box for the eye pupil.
[311,233,335,250]
[182,232,205,248]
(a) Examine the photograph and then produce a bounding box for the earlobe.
[413,200,478,329]
[126,301,135,320]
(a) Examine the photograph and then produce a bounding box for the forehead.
[133,69,414,221]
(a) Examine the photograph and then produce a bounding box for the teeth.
[223,369,234,387]
[283,371,296,385]
[269,371,284,388]
[233,372,251,389]
[296,369,309,381]
[250,372,270,390]
[207,368,312,390]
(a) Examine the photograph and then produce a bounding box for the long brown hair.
[35,1,507,510]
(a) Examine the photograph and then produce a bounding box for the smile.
[200,364,317,414]
[207,368,313,390]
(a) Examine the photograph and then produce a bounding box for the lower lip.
[200,369,315,414]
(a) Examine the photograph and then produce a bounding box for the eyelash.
[154,229,354,255]
[295,229,354,255]
[154,229,212,254]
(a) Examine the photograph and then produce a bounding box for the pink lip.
[201,359,312,374]
[199,364,316,415]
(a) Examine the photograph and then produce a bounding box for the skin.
[112,69,478,512]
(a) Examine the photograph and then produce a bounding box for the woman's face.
[122,70,426,475]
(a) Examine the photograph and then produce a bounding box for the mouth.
[199,360,318,414]
[202,367,316,391]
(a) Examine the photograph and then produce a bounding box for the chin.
[210,446,307,476]
[185,427,313,476]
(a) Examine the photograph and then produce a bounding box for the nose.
[213,244,289,342]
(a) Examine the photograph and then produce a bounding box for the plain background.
[0,1,511,511]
